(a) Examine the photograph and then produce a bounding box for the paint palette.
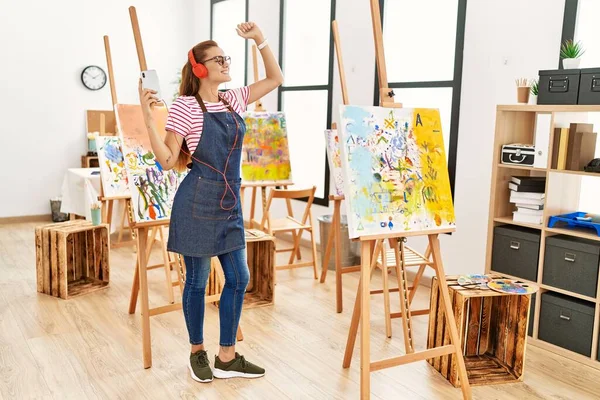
[486,279,538,295]
[457,274,492,289]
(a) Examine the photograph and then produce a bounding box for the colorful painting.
[241,111,292,182]
[115,104,186,223]
[96,136,130,197]
[338,105,455,239]
[324,129,344,196]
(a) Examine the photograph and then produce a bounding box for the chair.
[260,186,319,279]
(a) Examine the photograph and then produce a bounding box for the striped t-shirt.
[165,86,250,153]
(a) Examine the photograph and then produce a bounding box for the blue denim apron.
[167,94,246,257]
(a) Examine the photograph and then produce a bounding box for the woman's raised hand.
[236,22,264,42]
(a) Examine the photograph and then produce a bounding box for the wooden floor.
[2,221,600,399]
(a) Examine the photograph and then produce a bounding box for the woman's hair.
[174,40,219,171]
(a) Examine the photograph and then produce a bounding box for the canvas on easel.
[115,104,186,223]
[96,136,130,197]
[241,111,292,183]
[324,128,345,197]
[338,105,455,239]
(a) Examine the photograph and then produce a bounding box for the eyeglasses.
[201,55,231,66]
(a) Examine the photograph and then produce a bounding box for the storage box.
[428,275,532,386]
[578,68,600,105]
[538,69,581,105]
[539,292,595,356]
[542,234,600,298]
[501,144,535,166]
[35,221,110,299]
[492,225,541,281]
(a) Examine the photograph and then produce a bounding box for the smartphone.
[141,69,162,99]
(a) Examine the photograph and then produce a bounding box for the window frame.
[373,0,468,200]
[277,0,337,207]
[210,0,250,87]
[559,0,579,67]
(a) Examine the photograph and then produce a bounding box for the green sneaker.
[189,350,213,383]
[213,353,265,379]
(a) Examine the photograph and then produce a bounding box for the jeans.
[183,248,250,347]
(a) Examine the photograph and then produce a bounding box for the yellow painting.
[241,111,292,183]
[338,105,455,238]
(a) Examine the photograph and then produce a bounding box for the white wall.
[0,0,195,218]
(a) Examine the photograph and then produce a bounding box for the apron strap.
[194,92,236,114]
[194,94,208,113]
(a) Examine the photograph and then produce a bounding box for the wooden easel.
[100,33,180,305]
[341,2,471,398]
[98,35,135,249]
[319,20,362,313]
[125,7,242,369]
[240,45,300,260]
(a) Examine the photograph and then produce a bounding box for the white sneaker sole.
[213,368,265,379]
[188,364,213,383]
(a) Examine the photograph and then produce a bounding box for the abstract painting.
[324,129,345,197]
[338,105,455,239]
[115,104,186,223]
[96,136,130,197]
[241,111,292,183]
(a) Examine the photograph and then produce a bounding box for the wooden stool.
[427,275,534,387]
[376,243,433,338]
[35,220,110,299]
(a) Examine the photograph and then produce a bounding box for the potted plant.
[529,79,539,104]
[560,39,585,69]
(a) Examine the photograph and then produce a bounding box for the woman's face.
[202,46,231,83]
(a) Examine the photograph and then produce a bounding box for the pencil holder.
[517,87,530,104]
[91,203,102,226]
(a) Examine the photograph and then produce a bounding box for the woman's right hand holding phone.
[138,79,159,121]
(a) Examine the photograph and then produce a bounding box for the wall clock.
[81,65,107,91]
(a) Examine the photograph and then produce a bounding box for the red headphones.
[188,49,208,79]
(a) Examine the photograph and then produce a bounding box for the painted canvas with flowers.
[115,104,187,223]
[96,136,130,197]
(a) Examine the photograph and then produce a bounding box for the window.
[278,0,336,206]
[376,0,467,198]
[211,0,249,89]
[562,0,600,213]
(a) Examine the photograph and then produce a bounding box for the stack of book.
[509,176,546,224]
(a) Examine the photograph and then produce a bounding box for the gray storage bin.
[578,68,600,105]
[538,69,581,105]
[539,292,595,357]
[492,225,541,281]
[543,235,600,298]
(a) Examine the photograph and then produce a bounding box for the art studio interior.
[3,0,600,399]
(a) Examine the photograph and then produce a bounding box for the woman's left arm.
[237,22,284,104]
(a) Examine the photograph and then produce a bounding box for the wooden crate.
[81,155,99,168]
[207,230,276,308]
[35,221,110,299]
[427,275,532,387]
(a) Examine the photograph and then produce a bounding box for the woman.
[139,22,283,382]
